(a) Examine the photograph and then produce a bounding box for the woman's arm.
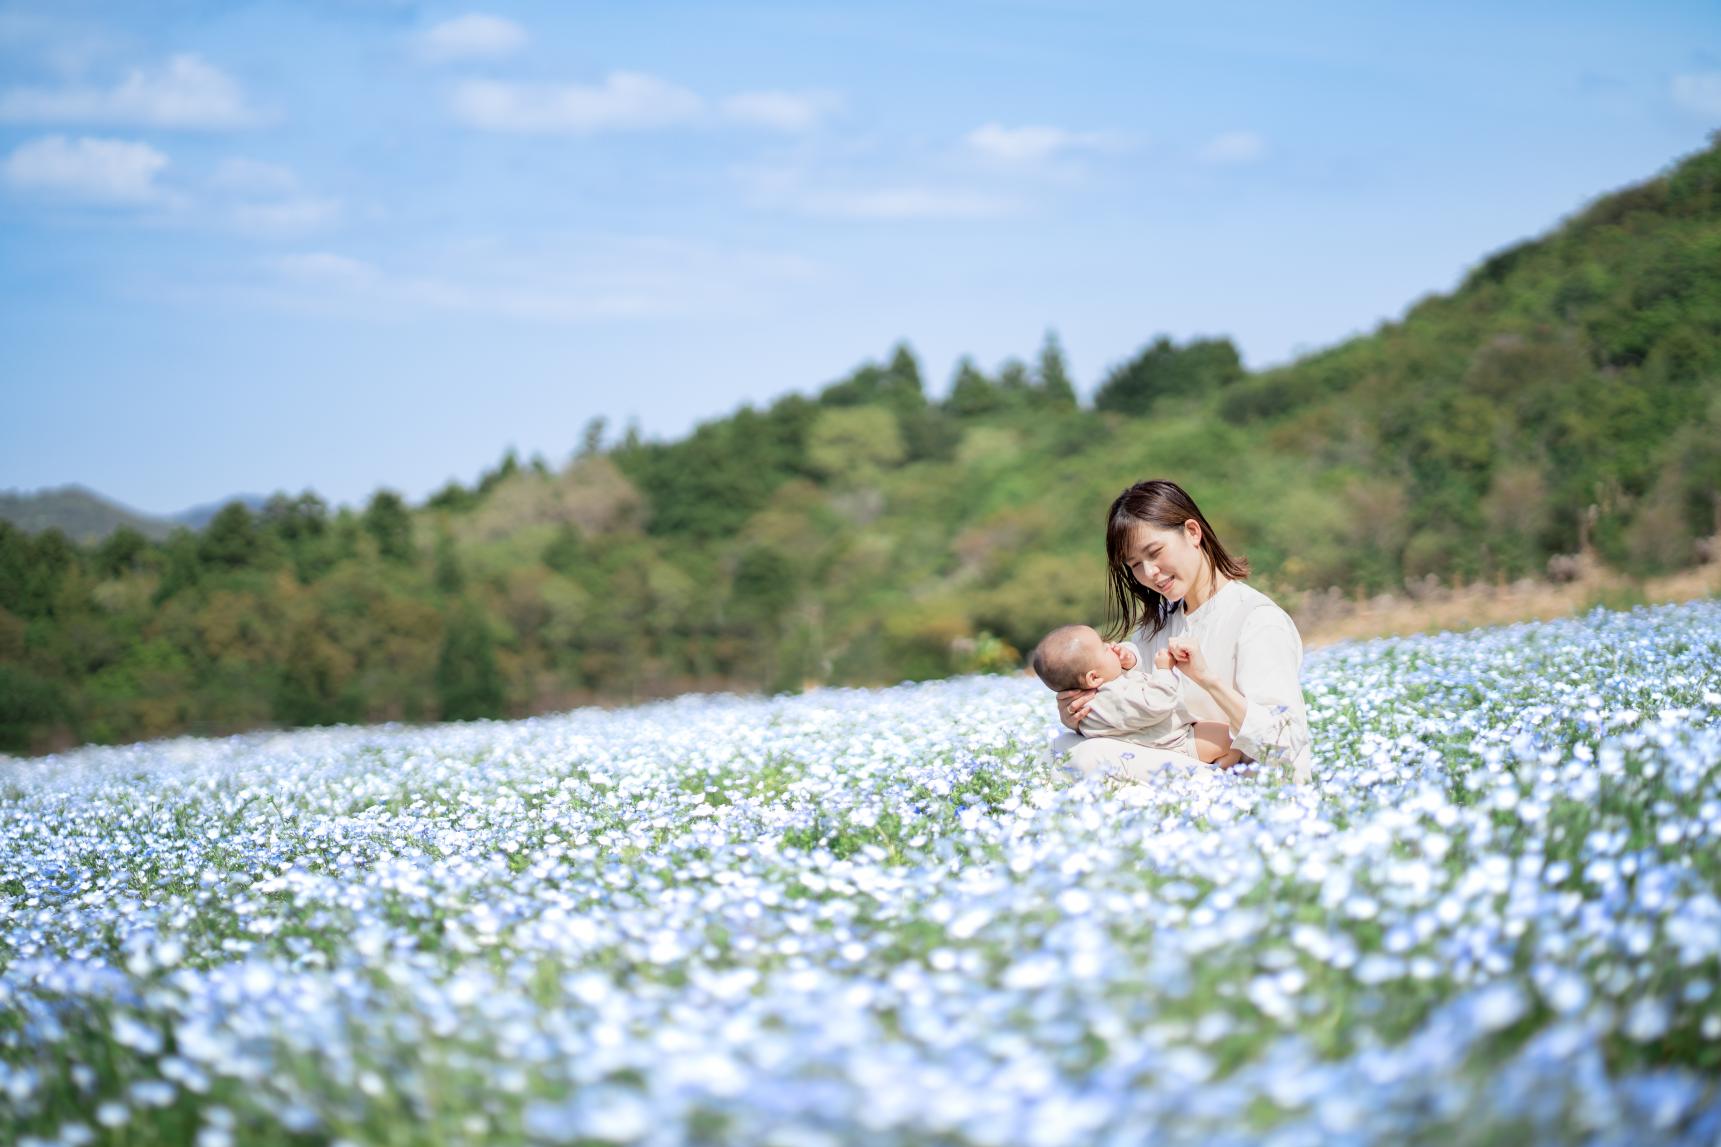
[1170,641,1248,727]
[1169,615,1312,781]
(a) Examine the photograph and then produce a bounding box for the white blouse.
[1097,579,1314,783]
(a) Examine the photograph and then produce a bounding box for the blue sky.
[2,1,1718,516]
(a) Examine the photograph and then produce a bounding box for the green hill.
[1220,142,1721,584]
[3,136,1719,753]
[0,486,176,544]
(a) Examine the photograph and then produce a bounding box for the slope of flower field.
[3,602,1721,1146]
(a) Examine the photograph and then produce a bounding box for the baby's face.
[1074,627,1124,686]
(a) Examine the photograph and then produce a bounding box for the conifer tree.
[1036,330,1078,408]
[1094,335,1244,415]
[363,491,415,563]
[199,503,260,570]
[888,342,924,392]
[945,357,1001,416]
[94,526,149,579]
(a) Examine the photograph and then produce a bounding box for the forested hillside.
[3,137,1719,754]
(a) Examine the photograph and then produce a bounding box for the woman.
[1051,479,1314,784]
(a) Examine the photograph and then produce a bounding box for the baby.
[1031,624,1243,767]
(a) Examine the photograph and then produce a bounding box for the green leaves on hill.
[1221,137,1721,581]
[615,396,820,541]
[435,603,504,721]
[1094,335,1245,414]
[5,138,1721,753]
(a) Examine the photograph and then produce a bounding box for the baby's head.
[1031,624,1124,692]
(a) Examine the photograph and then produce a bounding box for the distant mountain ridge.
[0,486,269,542]
[0,486,176,543]
[168,494,271,531]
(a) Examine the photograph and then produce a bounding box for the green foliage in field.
[4,138,1721,752]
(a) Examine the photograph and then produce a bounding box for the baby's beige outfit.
[1077,648,1198,756]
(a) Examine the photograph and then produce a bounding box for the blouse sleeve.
[1079,664,1182,738]
[1229,607,1314,783]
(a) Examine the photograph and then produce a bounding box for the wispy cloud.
[418,13,527,63]
[232,196,343,237]
[1198,130,1266,165]
[800,186,1014,220]
[964,123,1115,165]
[212,157,298,195]
[739,164,1015,220]
[209,158,341,237]
[451,72,703,134]
[270,251,378,285]
[3,134,337,232]
[449,72,843,135]
[3,135,172,203]
[243,237,821,321]
[1671,72,1721,119]
[0,54,257,130]
[721,90,840,132]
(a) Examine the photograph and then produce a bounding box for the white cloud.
[3,135,170,202]
[5,135,337,232]
[270,251,378,285]
[0,54,256,129]
[964,122,1112,165]
[1198,131,1265,165]
[449,71,839,135]
[251,237,818,322]
[721,90,839,132]
[213,157,298,194]
[737,162,1015,221]
[800,186,1014,220]
[1671,73,1721,119]
[419,14,527,63]
[210,159,339,236]
[451,72,703,133]
[232,197,343,237]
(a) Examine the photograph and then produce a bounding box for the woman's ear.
[1184,517,1203,546]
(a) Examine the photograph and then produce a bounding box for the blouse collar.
[1183,576,1234,620]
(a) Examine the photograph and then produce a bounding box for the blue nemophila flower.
[2,602,1720,1144]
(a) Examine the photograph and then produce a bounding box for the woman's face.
[1120,518,1206,603]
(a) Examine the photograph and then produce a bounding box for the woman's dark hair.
[1104,479,1250,641]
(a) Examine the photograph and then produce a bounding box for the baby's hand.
[1109,642,1138,671]
[1153,649,1174,670]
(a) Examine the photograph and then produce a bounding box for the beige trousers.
[1047,730,1213,789]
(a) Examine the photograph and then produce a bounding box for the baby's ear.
[1082,669,1104,689]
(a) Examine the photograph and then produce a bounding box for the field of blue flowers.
[3,602,1720,1146]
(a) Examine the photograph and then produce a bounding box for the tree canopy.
[5,138,1721,753]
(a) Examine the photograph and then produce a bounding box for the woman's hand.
[1057,687,1098,731]
[1166,636,1211,685]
